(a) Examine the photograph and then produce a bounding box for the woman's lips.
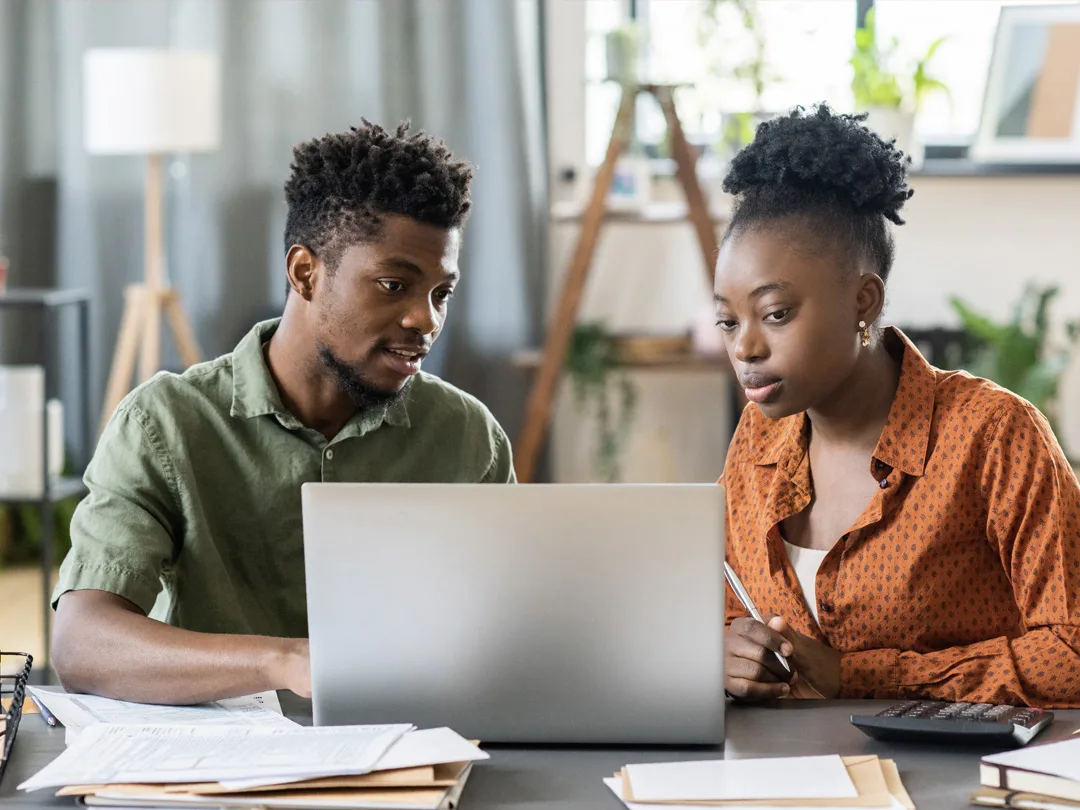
[743,380,781,403]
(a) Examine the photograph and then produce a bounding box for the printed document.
[19,722,412,792]
[28,687,296,738]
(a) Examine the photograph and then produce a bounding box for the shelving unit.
[513,83,735,482]
[512,348,730,373]
[0,288,92,676]
[550,199,732,225]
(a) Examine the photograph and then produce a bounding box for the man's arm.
[52,590,309,704]
[483,423,516,483]
[53,399,309,704]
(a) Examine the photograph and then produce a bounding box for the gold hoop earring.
[859,320,871,348]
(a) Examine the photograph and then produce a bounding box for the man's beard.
[317,345,405,411]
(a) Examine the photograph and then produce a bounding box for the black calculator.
[850,701,1054,746]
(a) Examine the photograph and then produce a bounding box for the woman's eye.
[434,288,455,303]
[715,318,737,332]
[378,280,405,293]
[765,309,789,323]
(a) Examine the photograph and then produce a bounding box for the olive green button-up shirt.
[53,318,514,637]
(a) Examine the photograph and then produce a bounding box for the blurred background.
[1,0,1079,673]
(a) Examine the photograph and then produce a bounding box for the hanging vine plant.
[565,323,637,482]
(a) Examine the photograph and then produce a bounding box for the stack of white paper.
[20,723,412,790]
[19,722,488,810]
[603,754,916,810]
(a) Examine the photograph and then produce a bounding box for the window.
[874,0,1078,142]
[583,0,1071,164]
[586,1,859,166]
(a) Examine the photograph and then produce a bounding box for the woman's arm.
[837,400,1080,707]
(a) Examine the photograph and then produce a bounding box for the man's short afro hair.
[283,119,474,270]
[722,103,913,283]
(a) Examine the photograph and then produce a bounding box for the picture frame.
[972,3,1080,164]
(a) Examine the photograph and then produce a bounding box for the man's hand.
[724,616,794,700]
[767,616,841,699]
[274,638,312,698]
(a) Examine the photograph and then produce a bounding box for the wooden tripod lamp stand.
[84,49,221,434]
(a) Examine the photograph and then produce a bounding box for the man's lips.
[381,346,428,376]
[384,346,427,360]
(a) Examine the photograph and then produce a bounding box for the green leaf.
[925,36,947,62]
[949,297,1008,343]
[564,323,638,482]
[1018,357,1068,410]
[995,330,1040,389]
[1032,285,1060,347]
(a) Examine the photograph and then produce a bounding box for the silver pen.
[724,561,792,674]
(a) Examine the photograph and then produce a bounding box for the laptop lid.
[303,483,725,744]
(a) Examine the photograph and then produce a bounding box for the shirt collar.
[751,326,935,478]
[753,410,807,472]
[871,326,935,477]
[229,318,411,430]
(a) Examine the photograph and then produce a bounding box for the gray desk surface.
[3,695,1078,809]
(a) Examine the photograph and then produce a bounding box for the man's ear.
[286,245,319,301]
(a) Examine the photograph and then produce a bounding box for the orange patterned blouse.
[721,327,1080,707]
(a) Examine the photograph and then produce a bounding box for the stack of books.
[19,723,487,809]
[604,753,916,809]
[973,738,1080,809]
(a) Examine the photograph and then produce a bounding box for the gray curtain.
[0,0,547,465]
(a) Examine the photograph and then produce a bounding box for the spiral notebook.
[0,650,33,785]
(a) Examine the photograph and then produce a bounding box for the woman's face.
[713,225,875,420]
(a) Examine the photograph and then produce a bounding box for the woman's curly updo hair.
[722,103,913,283]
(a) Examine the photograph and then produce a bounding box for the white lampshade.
[84,48,221,155]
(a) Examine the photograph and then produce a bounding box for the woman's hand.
[724,616,794,700]
[768,616,842,699]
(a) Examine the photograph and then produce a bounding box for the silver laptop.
[302,483,726,744]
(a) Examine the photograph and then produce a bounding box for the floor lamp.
[85,48,221,435]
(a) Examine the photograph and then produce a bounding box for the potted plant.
[851,8,949,167]
[565,324,638,483]
[605,21,643,87]
[949,284,1079,459]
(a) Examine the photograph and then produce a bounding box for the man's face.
[713,226,864,420]
[311,215,460,407]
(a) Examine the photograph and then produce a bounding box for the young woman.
[717,104,1080,708]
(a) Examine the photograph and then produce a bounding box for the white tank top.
[782,540,829,624]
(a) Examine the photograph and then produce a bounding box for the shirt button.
[878,478,889,489]
[820,602,833,613]
[325,449,334,460]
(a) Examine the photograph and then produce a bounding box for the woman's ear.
[855,271,886,327]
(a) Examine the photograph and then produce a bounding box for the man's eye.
[715,318,737,332]
[378,280,405,293]
[765,309,790,323]
[434,288,455,303]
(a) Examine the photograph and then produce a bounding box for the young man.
[52,121,514,704]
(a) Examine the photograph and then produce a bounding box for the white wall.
[891,175,1080,454]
